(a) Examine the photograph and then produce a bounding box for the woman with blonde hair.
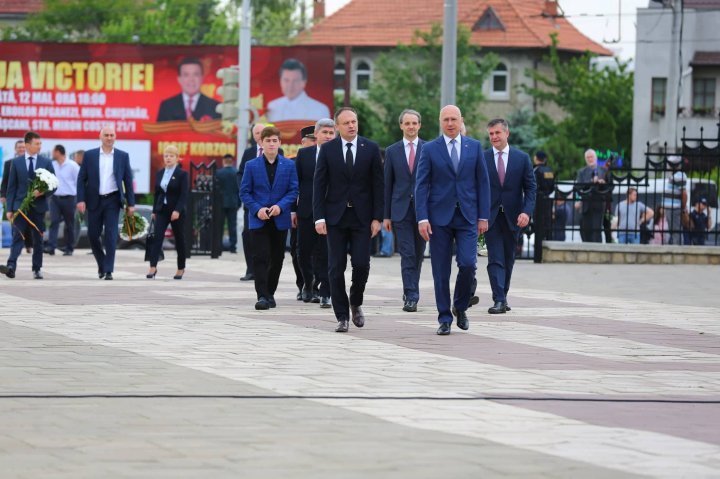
[147,144,189,279]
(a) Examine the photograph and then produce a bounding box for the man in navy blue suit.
[313,107,384,333]
[0,131,55,280]
[77,126,136,280]
[383,109,427,312]
[483,118,536,314]
[415,105,490,335]
[240,126,299,310]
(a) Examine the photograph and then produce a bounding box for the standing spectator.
[415,105,490,334]
[73,150,85,167]
[483,118,535,315]
[240,127,298,310]
[613,188,653,244]
[313,107,384,333]
[146,145,189,279]
[552,196,570,241]
[532,150,554,262]
[383,109,427,312]
[662,170,688,245]
[76,125,136,281]
[215,154,240,253]
[46,145,80,256]
[688,197,711,245]
[649,205,670,245]
[2,140,34,253]
[575,149,610,243]
[0,132,56,280]
[294,119,335,307]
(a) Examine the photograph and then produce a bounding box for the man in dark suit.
[313,107,384,333]
[156,57,220,122]
[415,105,490,335]
[1,140,34,253]
[0,132,56,279]
[384,109,427,312]
[76,126,136,280]
[293,119,335,308]
[240,126,298,310]
[575,149,610,243]
[215,154,240,253]
[483,118,536,314]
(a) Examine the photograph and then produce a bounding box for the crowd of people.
[0,103,714,335]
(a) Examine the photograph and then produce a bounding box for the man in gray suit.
[383,109,427,312]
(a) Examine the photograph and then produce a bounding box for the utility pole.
[237,0,252,159]
[440,0,458,119]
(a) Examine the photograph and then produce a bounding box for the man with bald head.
[77,125,136,280]
[415,105,490,335]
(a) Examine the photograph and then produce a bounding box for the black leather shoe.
[320,296,331,308]
[403,301,418,312]
[0,265,15,279]
[296,291,303,301]
[488,301,507,314]
[62,251,73,256]
[351,306,365,328]
[268,296,277,308]
[469,295,480,307]
[240,273,254,281]
[98,269,105,279]
[335,319,349,332]
[44,248,55,256]
[437,322,451,335]
[310,294,320,303]
[255,298,270,310]
[301,289,312,303]
[104,273,113,280]
[454,309,469,330]
[506,304,511,311]
[33,270,43,280]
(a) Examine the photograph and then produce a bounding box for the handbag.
[144,218,164,262]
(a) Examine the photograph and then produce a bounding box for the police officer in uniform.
[532,150,554,263]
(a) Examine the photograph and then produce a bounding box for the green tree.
[366,23,498,147]
[522,34,633,179]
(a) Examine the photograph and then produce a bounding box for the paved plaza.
[0,248,719,478]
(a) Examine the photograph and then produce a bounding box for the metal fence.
[528,120,720,261]
[188,161,223,258]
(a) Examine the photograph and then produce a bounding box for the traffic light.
[216,66,240,121]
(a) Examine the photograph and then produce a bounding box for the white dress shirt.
[98,149,118,195]
[492,144,510,173]
[403,138,417,167]
[266,91,331,122]
[51,159,80,196]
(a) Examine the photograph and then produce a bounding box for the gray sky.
[324,0,650,61]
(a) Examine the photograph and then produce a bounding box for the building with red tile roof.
[297,0,612,124]
[0,0,43,25]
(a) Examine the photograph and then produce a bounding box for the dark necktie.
[28,156,35,179]
[345,142,353,174]
[450,139,459,173]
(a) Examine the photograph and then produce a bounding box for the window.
[334,61,346,94]
[490,63,509,98]
[693,78,716,116]
[355,60,371,93]
[651,77,666,121]
[473,6,505,31]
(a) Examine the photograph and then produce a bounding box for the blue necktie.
[450,139,459,173]
[28,156,35,179]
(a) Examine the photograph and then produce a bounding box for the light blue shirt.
[160,167,174,204]
[51,159,80,196]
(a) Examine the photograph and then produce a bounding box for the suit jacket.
[575,164,611,213]
[153,166,189,214]
[238,145,284,200]
[1,160,11,199]
[6,155,55,213]
[295,145,319,219]
[415,136,490,227]
[384,138,426,221]
[77,147,136,211]
[156,93,220,122]
[215,165,239,209]
[483,147,537,231]
[240,155,298,230]
[313,136,384,226]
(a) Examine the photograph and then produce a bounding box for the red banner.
[0,42,334,192]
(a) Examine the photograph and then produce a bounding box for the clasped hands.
[257,205,281,221]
